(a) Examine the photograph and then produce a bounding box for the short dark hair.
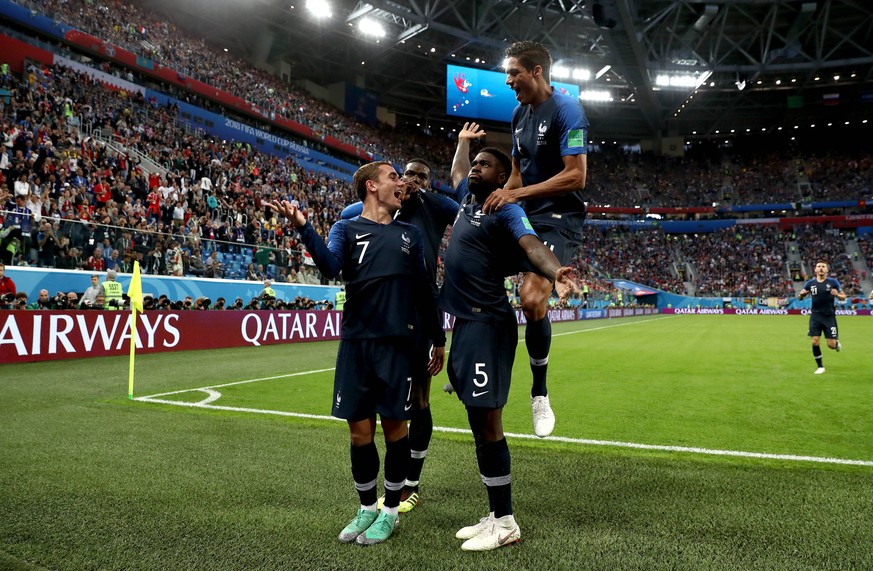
[406,158,432,175]
[505,40,552,82]
[353,161,393,201]
[479,147,512,175]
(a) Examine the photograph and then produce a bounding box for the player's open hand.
[266,200,307,228]
[481,187,518,213]
[555,267,581,302]
[427,345,445,376]
[458,122,487,141]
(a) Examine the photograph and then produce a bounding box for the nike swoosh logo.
[498,527,518,545]
[514,128,523,134]
[472,390,489,397]
[404,403,413,411]
[355,233,371,239]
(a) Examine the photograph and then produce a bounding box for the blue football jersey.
[439,200,536,322]
[803,277,842,316]
[511,89,588,222]
[298,217,444,343]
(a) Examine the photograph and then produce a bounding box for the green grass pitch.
[2,314,872,570]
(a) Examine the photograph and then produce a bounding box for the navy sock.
[478,438,512,518]
[350,441,379,507]
[526,316,551,397]
[407,406,432,488]
[813,345,823,367]
[383,435,410,509]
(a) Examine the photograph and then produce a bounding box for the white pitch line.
[136,315,873,468]
[138,367,336,399]
[137,317,665,401]
[134,398,873,468]
[551,314,674,338]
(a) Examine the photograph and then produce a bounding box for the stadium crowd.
[2,6,873,303]
[10,0,873,208]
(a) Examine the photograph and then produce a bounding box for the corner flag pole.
[126,261,144,399]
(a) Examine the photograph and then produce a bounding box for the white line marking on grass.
[137,367,336,400]
[137,317,873,467]
[134,398,873,467]
[551,315,675,338]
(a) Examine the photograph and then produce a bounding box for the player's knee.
[520,293,547,319]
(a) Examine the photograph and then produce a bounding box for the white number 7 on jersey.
[356,240,370,263]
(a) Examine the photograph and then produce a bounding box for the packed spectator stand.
[2,0,873,309]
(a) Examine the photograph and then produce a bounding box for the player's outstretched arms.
[266,200,307,227]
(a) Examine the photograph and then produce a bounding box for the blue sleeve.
[340,202,363,220]
[454,178,471,205]
[830,278,842,291]
[803,279,814,290]
[497,204,537,241]
[433,192,460,220]
[510,105,522,158]
[298,220,346,278]
[556,95,589,157]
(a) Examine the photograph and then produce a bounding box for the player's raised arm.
[451,122,487,189]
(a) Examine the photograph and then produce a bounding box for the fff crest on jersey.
[401,231,411,254]
[470,209,484,227]
[536,120,548,146]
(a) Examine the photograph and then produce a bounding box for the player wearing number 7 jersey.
[797,260,847,375]
[268,161,445,546]
[439,147,578,551]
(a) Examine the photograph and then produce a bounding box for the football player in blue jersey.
[340,158,461,514]
[797,260,847,374]
[479,41,590,437]
[441,146,578,550]
[268,161,445,545]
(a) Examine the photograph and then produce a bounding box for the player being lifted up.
[476,41,590,437]
[441,145,579,551]
[341,158,461,514]
[797,260,846,374]
[268,162,445,546]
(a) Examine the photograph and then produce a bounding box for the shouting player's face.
[504,56,538,105]
[372,164,405,211]
[814,262,829,278]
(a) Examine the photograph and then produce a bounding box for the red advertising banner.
[0,310,342,364]
[661,308,872,316]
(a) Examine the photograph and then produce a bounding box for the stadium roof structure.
[143,0,873,143]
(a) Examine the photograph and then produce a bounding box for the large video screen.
[446,64,580,123]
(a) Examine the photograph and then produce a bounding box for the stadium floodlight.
[552,65,571,80]
[573,68,591,81]
[358,17,386,38]
[655,71,711,89]
[551,65,590,82]
[306,0,332,19]
[594,65,611,79]
[580,90,612,102]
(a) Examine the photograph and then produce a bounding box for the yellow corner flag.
[127,261,144,399]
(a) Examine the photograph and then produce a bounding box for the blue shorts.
[808,314,838,339]
[332,337,414,421]
[528,213,585,265]
[447,318,517,409]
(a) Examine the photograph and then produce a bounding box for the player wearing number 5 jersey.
[797,260,847,375]
[440,147,578,551]
[268,162,445,546]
